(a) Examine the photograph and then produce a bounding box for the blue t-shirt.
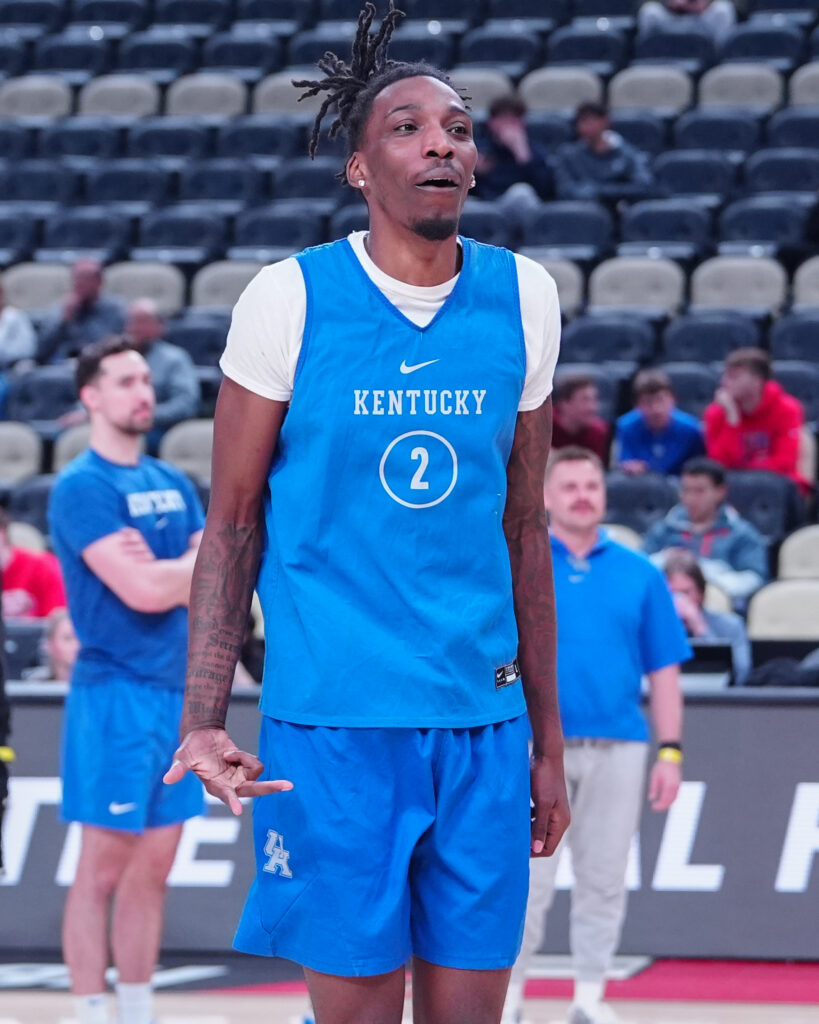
[552,532,691,741]
[615,408,704,475]
[49,450,205,690]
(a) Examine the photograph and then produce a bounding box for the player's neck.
[550,522,600,558]
[364,221,461,286]
[89,420,142,466]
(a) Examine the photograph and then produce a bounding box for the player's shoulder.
[53,449,107,491]
[139,454,193,489]
[510,251,559,306]
[602,535,659,576]
[235,256,304,306]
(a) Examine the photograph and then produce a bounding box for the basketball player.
[165,5,570,1022]
[49,337,205,1024]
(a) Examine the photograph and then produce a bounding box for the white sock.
[574,979,605,1012]
[501,979,524,1023]
[74,993,110,1024]
[115,981,153,1024]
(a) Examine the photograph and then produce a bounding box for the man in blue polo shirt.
[503,446,690,1024]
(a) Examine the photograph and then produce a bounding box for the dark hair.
[575,101,608,123]
[488,92,527,119]
[681,456,726,488]
[664,549,707,597]
[724,347,771,380]
[553,372,596,405]
[76,335,139,393]
[633,368,673,400]
[293,2,463,183]
[546,445,604,478]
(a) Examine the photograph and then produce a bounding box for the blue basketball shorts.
[233,714,531,977]
[61,679,204,833]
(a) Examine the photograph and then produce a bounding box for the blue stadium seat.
[4,620,46,679]
[718,196,808,257]
[0,122,32,160]
[525,113,573,151]
[459,26,541,80]
[84,160,173,217]
[747,0,817,28]
[457,201,514,248]
[71,0,147,39]
[744,148,819,196]
[126,118,210,169]
[215,116,299,168]
[273,156,343,208]
[33,28,112,85]
[610,112,666,155]
[117,30,198,85]
[773,359,819,424]
[561,314,655,363]
[673,109,763,153]
[767,108,819,148]
[661,312,760,363]
[328,203,369,240]
[812,23,819,56]
[618,199,712,263]
[0,209,37,265]
[605,472,679,535]
[521,201,613,265]
[720,21,806,73]
[234,0,315,34]
[660,361,719,419]
[653,150,736,208]
[725,469,803,545]
[132,206,228,266]
[7,367,75,423]
[0,28,28,77]
[7,474,57,534]
[0,159,79,218]
[34,206,130,263]
[547,24,628,78]
[151,0,232,39]
[386,24,456,69]
[632,26,718,76]
[288,24,357,67]
[164,309,231,366]
[178,159,267,215]
[554,361,626,422]
[485,0,567,34]
[0,0,65,40]
[38,116,121,166]
[202,27,286,83]
[571,0,639,31]
[229,202,326,262]
[770,312,819,360]
[400,0,477,34]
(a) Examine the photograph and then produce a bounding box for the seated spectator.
[37,258,125,364]
[475,92,553,218]
[553,102,655,203]
[551,373,610,463]
[23,607,78,683]
[638,0,736,43]
[664,550,751,685]
[615,368,705,476]
[644,456,767,607]
[0,508,66,618]
[0,280,36,371]
[704,348,808,492]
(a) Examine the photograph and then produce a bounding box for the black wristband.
[658,741,682,752]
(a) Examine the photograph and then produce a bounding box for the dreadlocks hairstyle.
[293,2,467,183]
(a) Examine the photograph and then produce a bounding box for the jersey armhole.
[292,254,312,390]
[507,250,527,385]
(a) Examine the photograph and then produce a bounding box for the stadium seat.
[38,117,121,166]
[0,422,42,487]
[151,0,232,38]
[653,150,737,208]
[84,160,173,217]
[164,310,231,366]
[328,204,369,240]
[447,68,513,114]
[0,122,31,160]
[660,362,719,418]
[518,67,603,113]
[273,156,343,206]
[607,66,693,115]
[104,261,186,317]
[561,314,655,364]
[4,620,46,679]
[661,312,760,363]
[772,360,819,424]
[485,0,567,34]
[288,24,357,67]
[746,0,817,27]
[747,580,819,638]
[571,0,639,30]
[0,29,29,78]
[789,60,819,105]
[718,197,808,257]
[726,469,803,544]
[78,74,159,117]
[602,522,642,549]
[770,311,819,360]
[190,261,263,309]
[457,201,514,248]
[228,202,326,262]
[117,30,198,85]
[672,109,763,153]
[617,199,712,263]
[792,255,819,308]
[0,159,79,218]
[0,210,37,265]
[744,148,819,196]
[7,367,76,422]
[587,256,685,314]
[52,423,91,471]
[158,419,214,482]
[400,0,477,34]
[215,116,300,167]
[521,201,613,265]
[605,471,679,536]
[778,525,819,579]
[234,0,313,34]
[459,25,541,80]
[546,24,628,79]
[71,0,147,39]
[386,23,456,69]
[519,256,585,319]
[165,73,248,118]
[632,25,717,76]
[766,107,819,147]
[698,63,784,112]
[177,159,266,215]
[7,475,56,535]
[253,71,327,117]
[33,28,112,86]
[202,26,286,83]
[126,118,210,169]
[520,112,573,151]
[690,256,788,314]
[719,22,806,73]
[1,262,70,312]
[0,75,71,118]
[34,206,130,263]
[0,0,65,40]
[7,519,46,551]
[610,112,666,155]
[132,206,228,267]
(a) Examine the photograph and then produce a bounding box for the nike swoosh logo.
[108,801,137,815]
[400,358,439,375]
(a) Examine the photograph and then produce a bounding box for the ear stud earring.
[358,179,366,187]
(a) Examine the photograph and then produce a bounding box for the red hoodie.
[704,380,807,490]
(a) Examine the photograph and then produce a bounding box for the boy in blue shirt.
[615,368,704,477]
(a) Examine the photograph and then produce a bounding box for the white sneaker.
[567,1002,623,1024]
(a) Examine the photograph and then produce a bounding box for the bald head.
[72,259,103,303]
[125,298,164,348]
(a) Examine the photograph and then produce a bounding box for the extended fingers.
[236,778,294,798]
[223,748,265,781]
[163,759,188,785]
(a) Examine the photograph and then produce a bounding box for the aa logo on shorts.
[262,829,293,878]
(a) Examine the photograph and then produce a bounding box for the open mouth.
[416,176,459,190]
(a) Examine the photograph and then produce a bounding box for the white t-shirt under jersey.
[220,231,562,410]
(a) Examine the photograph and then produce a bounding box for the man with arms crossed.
[503,447,690,1024]
[49,337,205,1024]
[165,5,570,1023]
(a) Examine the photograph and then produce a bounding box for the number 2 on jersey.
[410,446,430,490]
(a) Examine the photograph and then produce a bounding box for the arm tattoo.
[182,518,262,733]
[503,399,563,757]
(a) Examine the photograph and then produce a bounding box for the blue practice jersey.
[49,450,205,690]
[257,237,529,727]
